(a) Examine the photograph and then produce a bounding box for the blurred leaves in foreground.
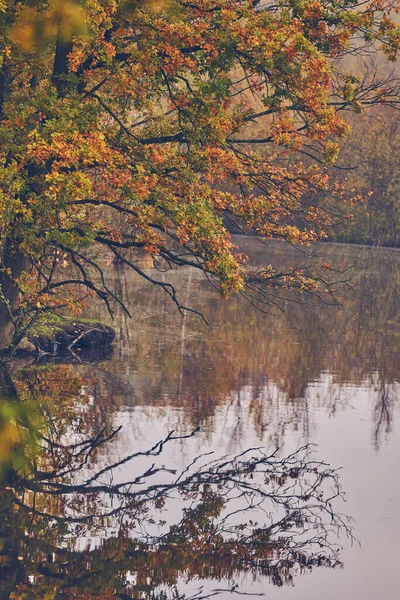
[9,0,174,52]
[0,397,42,481]
[10,1,87,52]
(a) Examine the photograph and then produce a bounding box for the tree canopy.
[1,0,400,352]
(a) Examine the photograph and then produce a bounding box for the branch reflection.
[0,363,353,599]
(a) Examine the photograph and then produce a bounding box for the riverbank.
[17,314,115,360]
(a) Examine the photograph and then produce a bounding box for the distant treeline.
[326,104,400,247]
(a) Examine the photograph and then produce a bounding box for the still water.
[2,239,400,599]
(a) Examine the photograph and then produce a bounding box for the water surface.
[3,239,400,599]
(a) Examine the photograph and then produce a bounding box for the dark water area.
[1,238,400,599]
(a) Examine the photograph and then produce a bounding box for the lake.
[2,238,400,599]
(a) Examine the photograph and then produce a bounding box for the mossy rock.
[22,315,115,356]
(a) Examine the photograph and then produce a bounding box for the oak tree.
[1,0,400,353]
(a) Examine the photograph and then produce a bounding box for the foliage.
[1,0,400,349]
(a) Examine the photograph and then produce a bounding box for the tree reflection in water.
[5,241,393,598]
[0,364,353,600]
[82,241,400,450]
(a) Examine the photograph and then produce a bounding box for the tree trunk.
[52,34,73,97]
[0,241,28,354]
